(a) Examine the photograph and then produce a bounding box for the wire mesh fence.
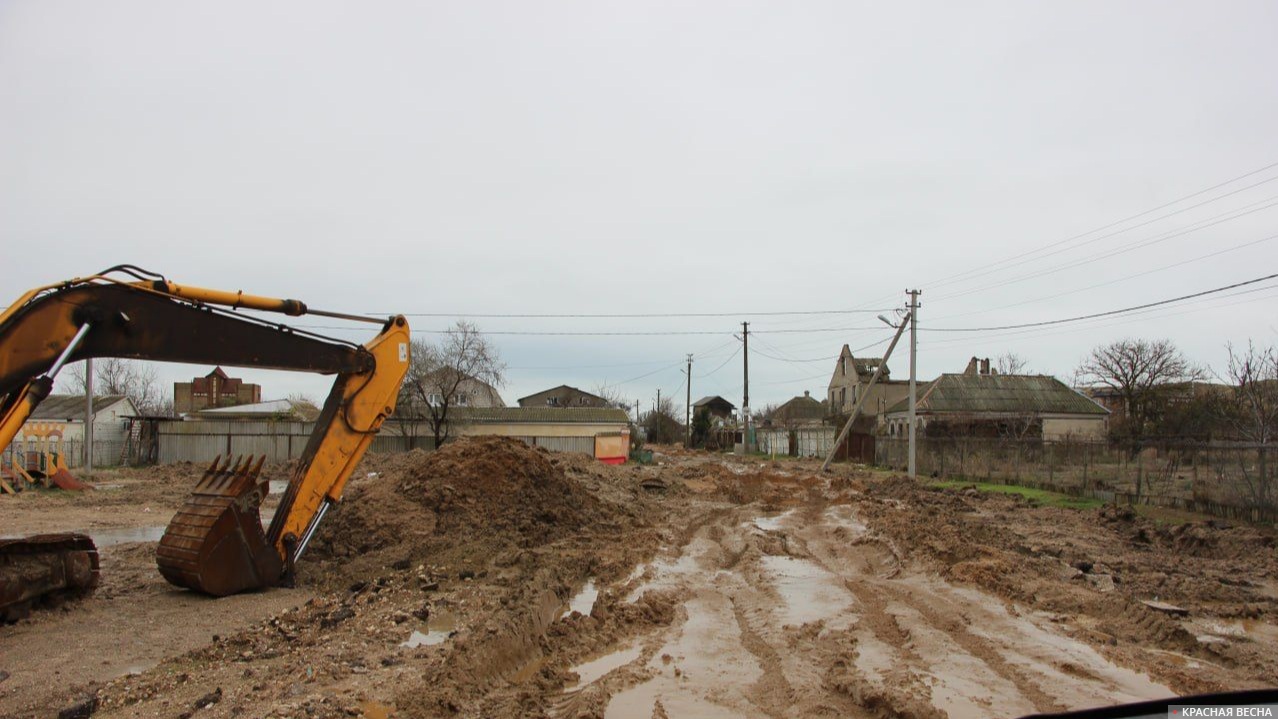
[876,437,1277,524]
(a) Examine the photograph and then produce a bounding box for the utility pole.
[907,289,921,479]
[684,354,693,448]
[822,312,911,472]
[740,321,750,455]
[84,358,94,473]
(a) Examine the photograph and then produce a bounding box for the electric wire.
[922,272,1278,333]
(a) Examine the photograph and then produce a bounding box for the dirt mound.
[305,437,616,587]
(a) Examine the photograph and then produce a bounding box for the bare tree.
[63,358,169,415]
[1075,338,1205,439]
[399,321,505,447]
[591,382,632,410]
[1218,341,1278,444]
[995,352,1029,375]
[642,394,683,444]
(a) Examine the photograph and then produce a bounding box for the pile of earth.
[303,436,622,588]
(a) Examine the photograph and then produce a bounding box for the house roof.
[30,395,131,420]
[192,399,318,420]
[775,393,825,419]
[448,407,630,424]
[692,396,736,409]
[516,385,607,403]
[886,374,1108,416]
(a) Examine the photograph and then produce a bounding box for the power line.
[931,231,1278,322]
[702,345,742,378]
[919,285,1278,349]
[924,160,1278,292]
[923,272,1278,332]
[932,196,1278,302]
[372,308,895,319]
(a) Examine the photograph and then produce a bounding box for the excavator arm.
[0,266,410,600]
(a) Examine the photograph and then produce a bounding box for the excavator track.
[0,533,100,622]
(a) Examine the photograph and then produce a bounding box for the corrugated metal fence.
[156,421,598,463]
[756,427,837,458]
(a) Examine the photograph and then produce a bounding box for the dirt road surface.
[1,438,1274,718]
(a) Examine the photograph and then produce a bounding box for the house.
[5,394,138,468]
[409,374,505,409]
[174,367,261,414]
[517,385,610,408]
[881,364,1108,441]
[826,344,911,425]
[770,391,826,427]
[692,396,736,421]
[189,398,321,422]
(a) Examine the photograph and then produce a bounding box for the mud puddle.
[401,608,459,648]
[561,580,599,618]
[566,642,643,689]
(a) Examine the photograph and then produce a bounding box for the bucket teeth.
[157,454,282,597]
[191,454,265,505]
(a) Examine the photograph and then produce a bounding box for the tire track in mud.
[729,596,796,718]
[870,581,1067,715]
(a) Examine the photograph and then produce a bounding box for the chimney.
[981,358,991,375]
[803,390,810,398]
[965,357,980,376]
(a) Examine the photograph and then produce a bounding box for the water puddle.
[604,592,762,719]
[752,508,798,531]
[566,643,642,689]
[759,555,853,626]
[67,510,278,548]
[1193,617,1278,644]
[87,526,167,547]
[401,609,458,648]
[823,504,868,534]
[561,580,598,618]
[360,700,395,719]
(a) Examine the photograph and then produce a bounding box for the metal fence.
[1,439,127,471]
[757,427,838,458]
[876,437,1278,524]
[154,420,599,464]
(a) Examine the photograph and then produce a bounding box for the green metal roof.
[885,374,1108,416]
[448,406,631,424]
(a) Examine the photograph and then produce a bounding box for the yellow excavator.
[0,266,410,619]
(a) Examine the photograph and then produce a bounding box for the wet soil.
[0,440,1275,718]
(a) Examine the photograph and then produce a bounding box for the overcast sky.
[3,1,1277,413]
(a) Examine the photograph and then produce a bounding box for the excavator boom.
[0,266,410,608]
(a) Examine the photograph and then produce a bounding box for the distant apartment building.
[173,367,262,415]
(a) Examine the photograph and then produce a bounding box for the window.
[455,392,468,406]
[547,397,559,406]
[427,393,442,406]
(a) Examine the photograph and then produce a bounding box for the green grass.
[930,479,1105,510]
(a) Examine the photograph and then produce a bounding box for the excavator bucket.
[156,456,283,596]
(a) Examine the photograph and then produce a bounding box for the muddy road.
[1,438,1275,718]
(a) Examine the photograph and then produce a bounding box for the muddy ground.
[1,438,1275,718]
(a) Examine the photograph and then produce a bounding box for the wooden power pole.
[821,312,911,472]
